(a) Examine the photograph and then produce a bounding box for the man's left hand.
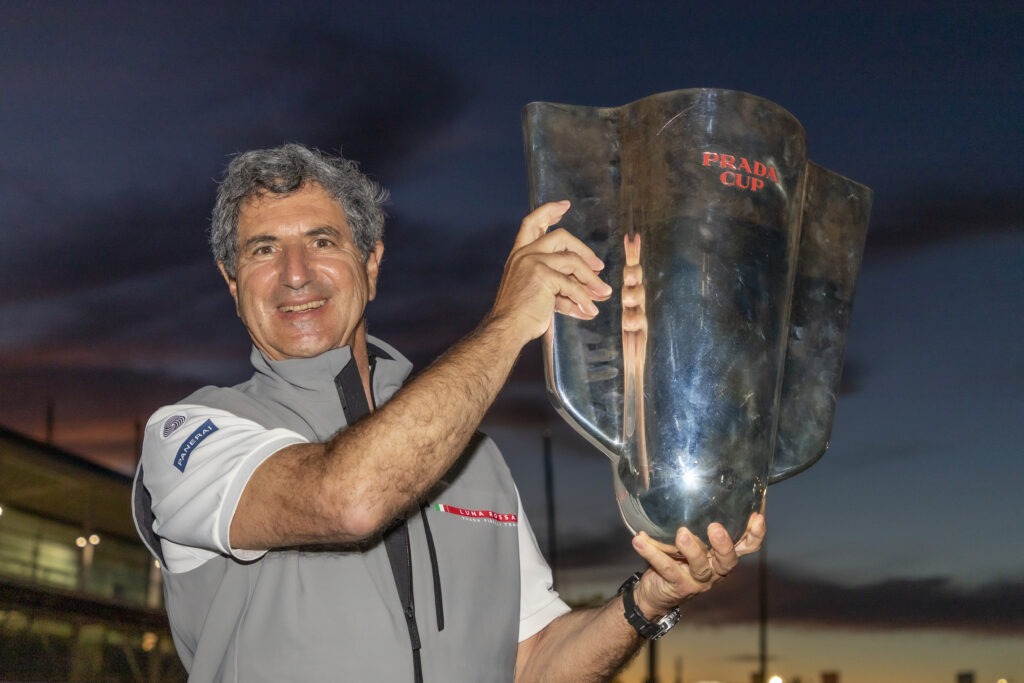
[629,513,766,618]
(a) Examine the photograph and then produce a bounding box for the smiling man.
[132,144,763,682]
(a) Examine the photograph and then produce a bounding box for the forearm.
[320,315,525,533]
[232,315,524,547]
[516,597,643,683]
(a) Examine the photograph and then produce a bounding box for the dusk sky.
[1,2,1022,681]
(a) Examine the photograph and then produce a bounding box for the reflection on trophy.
[523,89,872,545]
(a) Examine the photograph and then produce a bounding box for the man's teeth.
[281,300,326,313]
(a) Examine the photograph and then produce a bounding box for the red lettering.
[705,151,780,191]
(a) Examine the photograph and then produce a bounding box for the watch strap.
[617,571,681,640]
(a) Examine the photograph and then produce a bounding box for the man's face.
[219,183,384,361]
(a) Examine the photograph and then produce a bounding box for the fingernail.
[712,527,729,544]
[633,534,646,550]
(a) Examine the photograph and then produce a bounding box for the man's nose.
[280,246,314,289]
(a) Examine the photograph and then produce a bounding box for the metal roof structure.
[0,424,137,543]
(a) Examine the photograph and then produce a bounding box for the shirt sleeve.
[516,489,571,641]
[138,404,308,574]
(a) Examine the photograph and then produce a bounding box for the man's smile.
[279,299,327,313]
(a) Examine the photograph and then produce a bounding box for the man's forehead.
[238,183,350,233]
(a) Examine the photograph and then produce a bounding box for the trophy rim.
[523,87,807,140]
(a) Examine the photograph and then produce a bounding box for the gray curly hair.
[210,144,389,277]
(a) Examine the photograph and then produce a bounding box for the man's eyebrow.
[306,226,343,239]
[241,234,278,251]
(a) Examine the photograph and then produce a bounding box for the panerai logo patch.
[162,414,187,438]
[174,419,218,473]
[434,503,518,527]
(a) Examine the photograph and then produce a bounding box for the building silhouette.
[0,424,185,681]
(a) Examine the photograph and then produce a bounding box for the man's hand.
[630,513,766,618]
[488,201,612,346]
[515,514,766,681]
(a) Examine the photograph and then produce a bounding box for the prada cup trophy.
[523,89,872,545]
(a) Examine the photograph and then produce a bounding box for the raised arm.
[230,201,613,548]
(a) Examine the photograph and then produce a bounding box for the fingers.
[540,259,606,318]
[632,531,699,591]
[535,250,612,301]
[514,202,605,272]
[512,200,572,251]
[675,527,715,582]
[706,523,740,577]
[491,202,613,343]
[630,530,713,616]
[734,513,767,556]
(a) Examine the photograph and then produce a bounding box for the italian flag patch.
[434,503,518,526]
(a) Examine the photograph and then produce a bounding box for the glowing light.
[154,560,161,569]
[141,632,158,652]
[674,452,705,490]
[0,504,4,517]
[768,677,784,683]
[75,537,87,548]
[682,467,702,489]
[88,534,100,545]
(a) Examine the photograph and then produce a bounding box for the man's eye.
[253,245,274,256]
[313,238,334,248]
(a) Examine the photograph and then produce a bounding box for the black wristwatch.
[617,571,681,640]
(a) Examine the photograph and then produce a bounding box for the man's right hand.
[487,201,612,346]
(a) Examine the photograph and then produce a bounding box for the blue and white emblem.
[174,419,218,473]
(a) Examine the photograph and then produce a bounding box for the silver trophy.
[523,89,872,545]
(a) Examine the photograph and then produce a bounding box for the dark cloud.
[559,540,1024,635]
[187,21,472,176]
[1,16,470,302]
[370,213,514,367]
[702,565,1024,635]
[864,188,1024,258]
[0,193,216,305]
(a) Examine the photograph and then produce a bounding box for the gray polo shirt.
[132,337,569,682]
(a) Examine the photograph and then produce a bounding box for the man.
[132,144,764,682]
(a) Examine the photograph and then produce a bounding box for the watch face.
[650,608,681,640]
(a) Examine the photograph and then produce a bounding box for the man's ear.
[365,241,385,301]
[217,262,240,308]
